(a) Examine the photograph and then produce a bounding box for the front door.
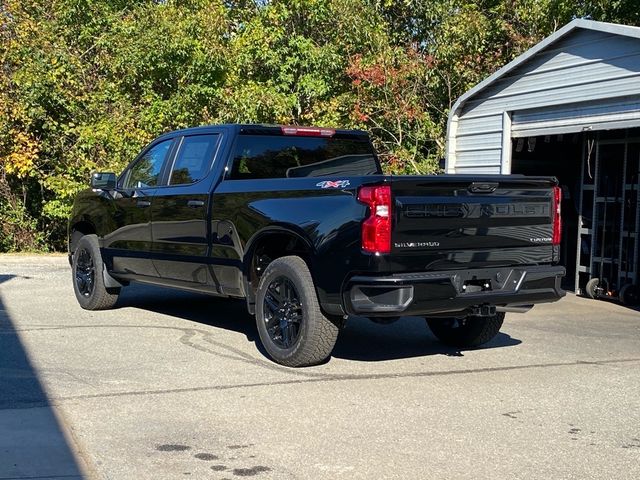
[104,138,174,277]
[151,133,220,284]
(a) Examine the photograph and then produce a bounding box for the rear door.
[150,133,220,284]
[105,138,175,277]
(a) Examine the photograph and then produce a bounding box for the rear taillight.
[358,185,392,254]
[280,126,335,137]
[552,186,562,246]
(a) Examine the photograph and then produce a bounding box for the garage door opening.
[510,129,640,299]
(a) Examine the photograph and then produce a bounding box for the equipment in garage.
[577,133,640,304]
[512,130,640,304]
[584,191,618,301]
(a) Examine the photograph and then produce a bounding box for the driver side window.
[124,140,172,189]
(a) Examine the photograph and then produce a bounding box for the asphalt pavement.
[1,255,639,480]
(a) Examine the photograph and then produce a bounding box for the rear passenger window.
[169,135,218,185]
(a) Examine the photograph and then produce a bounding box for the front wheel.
[72,234,120,310]
[255,256,339,367]
[426,313,505,348]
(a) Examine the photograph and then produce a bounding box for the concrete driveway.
[1,255,639,480]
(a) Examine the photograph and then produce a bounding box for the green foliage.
[0,175,47,252]
[1,0,639,251]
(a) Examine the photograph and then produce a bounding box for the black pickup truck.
[68,124,565,366]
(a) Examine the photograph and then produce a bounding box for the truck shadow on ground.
[331,317,521,361]
[117,283,522,362]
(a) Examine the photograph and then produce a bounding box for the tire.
[72,234,120,310]
[255,256,339,367]
[619,283,640,306]
[426,313,505,348]
[585,278,601,299]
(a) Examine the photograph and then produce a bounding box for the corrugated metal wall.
[449,28,640,174]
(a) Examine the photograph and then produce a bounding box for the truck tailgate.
[391,175,560,269]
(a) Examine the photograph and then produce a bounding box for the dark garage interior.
[511,130,640,304]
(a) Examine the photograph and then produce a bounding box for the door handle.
[187,200,205,208]
[136,200,151,208]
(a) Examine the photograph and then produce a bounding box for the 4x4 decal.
[316,180,350,189]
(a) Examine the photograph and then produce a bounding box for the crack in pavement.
[48,356,640,404]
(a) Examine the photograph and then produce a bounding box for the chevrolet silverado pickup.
[68,124,565,366]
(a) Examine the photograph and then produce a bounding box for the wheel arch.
[68,218,97,258]
[242,226,316,314]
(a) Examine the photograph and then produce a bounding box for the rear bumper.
[343,265,565,317]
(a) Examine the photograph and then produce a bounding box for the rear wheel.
[72,234,120,310]
[426,313,505,348]
[255,256,339,367]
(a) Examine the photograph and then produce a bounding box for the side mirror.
[91,172,117,190]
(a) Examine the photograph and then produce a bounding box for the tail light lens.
[358,185,392,254]
[552,186,562,246]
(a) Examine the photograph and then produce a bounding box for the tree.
[1,0,639,251]
[0,0,228,250]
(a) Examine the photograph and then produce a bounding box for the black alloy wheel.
[263,276,304,349]
[75,247,95,297]
[71,234,120,310]
[255,255,339,367]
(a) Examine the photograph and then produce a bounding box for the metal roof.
[449,19,640,120]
